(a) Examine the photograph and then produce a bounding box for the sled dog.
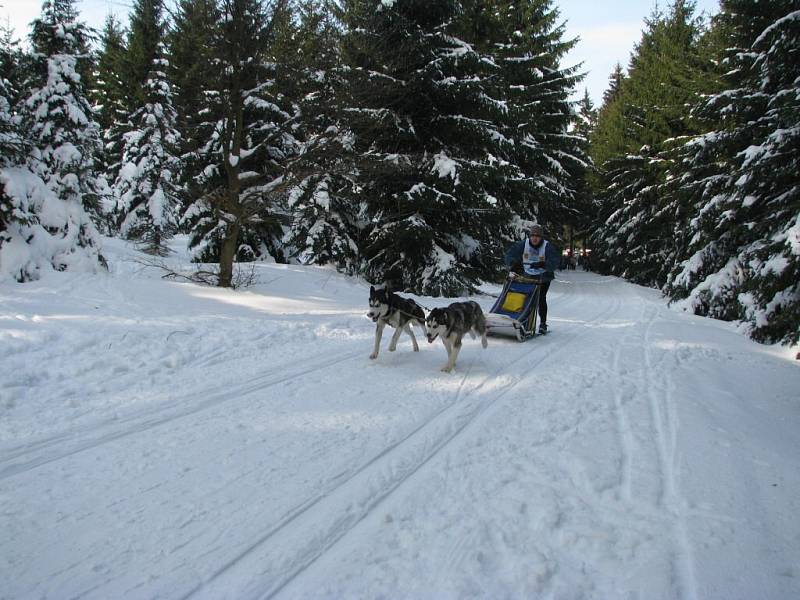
[425,301,488,372]
[367,285,427,360]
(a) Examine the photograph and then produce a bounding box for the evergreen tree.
[590,0,709,287]
[19,0,104,256]
[0,20,24,101]
[423,0,520,283]
[590,147,672,283]
[123,0,165,111]
[666,1,800,344]
[492,0,586,240]
[167,0,220,132]
[589,63,632,168]
[93,14,128,131]
[282,1,361,274]
[24,0,97,92]
[0,72,41,282]
[181,0,300,288]
[340,0,519,294]
[113,50,182,255]
[0,47,29,265]
[738,7,800,344]
[93,14,130,233]
[574,89,597,141]
[0,76,24,164]
[626,1,707,146]
[603,62,625,106]
[2,1,103,281]
[167,0,221,181]
[571,88,598,243]
[1,26,30,270]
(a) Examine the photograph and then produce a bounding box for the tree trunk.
[218,220,241,288]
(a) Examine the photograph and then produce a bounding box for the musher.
[504,224,559,334]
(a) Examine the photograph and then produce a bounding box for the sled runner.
[485,275,542,342]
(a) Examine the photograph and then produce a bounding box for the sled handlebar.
[508,275,543,284]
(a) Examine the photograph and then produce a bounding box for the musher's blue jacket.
[504,238,560,282]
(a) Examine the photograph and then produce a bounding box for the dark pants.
[538,281,550,325]
[509,263,551,325]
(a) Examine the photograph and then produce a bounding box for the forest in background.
[0,0,797,344]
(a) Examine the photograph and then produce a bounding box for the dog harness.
[522,238,548,276]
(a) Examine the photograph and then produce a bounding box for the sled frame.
[487,275,542,342]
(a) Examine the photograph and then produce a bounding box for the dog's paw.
[369,352,378,360]
[440,365,453,373]
[388,345,396,352]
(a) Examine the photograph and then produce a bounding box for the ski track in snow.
[642,303,696,600]
[0,349,363,480]
[599,294,698,599]
[2,241,799,600]
[607,299,637,504]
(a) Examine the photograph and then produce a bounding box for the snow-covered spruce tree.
[589,70,638,278]
[101,0,167,234]
[588,63,631,170]
[590,147,672,284]
[167,0,220,152]
[431,0,527,280]
[281,1,361,275]
[113,51,182,255]
[589,0,709,287]
[90,14,130,234]
[574,89,598,142]
[666,1,799,344]
[166,0,221,222]
[7,0,104,277]
[92,14,128,132]
[181,0,300,288]
[491,0,587,242]
[339,0,516,295]
[0,21,24,101]
[0,52,21,151]
[567,88,599,251]
[123,0,166,112]
[0,51,37,281]
[0,77,48,282]
[738,8,800,344]
[0,82,23,160]
[662,1,775,313]
[0,26,26,165]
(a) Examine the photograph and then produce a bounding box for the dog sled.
[485,275,542,342]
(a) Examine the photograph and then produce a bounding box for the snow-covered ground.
[1,238,799,600]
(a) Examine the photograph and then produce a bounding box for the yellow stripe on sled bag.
[502,291,526,312]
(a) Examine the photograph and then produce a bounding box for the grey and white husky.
[425,301,488,372]
[367,285,427,360]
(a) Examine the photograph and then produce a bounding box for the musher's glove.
[508,271,518,280]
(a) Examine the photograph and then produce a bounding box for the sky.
[1,0,722,106]
[557,0,720,105]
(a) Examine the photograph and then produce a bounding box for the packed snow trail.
[1,240,799,599]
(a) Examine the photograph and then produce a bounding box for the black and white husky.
[367,285,427,360]
[425,301,488,372]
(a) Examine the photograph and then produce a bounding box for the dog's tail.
[472,302,488,348]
